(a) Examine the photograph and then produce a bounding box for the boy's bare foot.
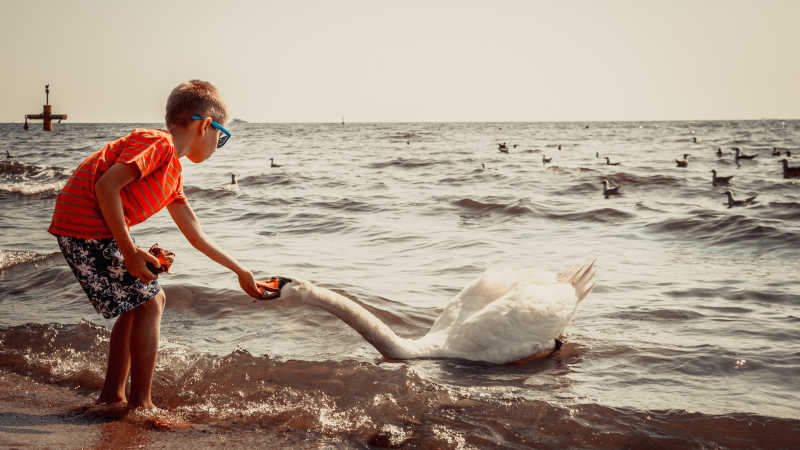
[72,402,130,420]
[97,393,127,404]
[127,400,157,410]
[147,415,193,430]
[126,406,193,430]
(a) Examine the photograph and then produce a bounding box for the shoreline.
[0,369,325,449]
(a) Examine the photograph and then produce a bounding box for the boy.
[49,80,266,410]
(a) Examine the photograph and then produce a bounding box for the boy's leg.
[98,310,134,404]
[128,289,166,409]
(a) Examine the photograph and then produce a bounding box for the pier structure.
[24,84,67,131]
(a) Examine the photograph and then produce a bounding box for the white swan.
[277,262,597,364]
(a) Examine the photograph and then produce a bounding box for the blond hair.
[165,80,229,127]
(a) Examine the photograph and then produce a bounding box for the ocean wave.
[0,321,797,448]
[283,213,359,235]
[0,249,60,272]
[645,210,800,250]
[1,160,55,177]
[453,198,532,216]
[452,198,634,224]
[183,185,239,199]
[666,286,800,307]
[0,180,64,198]
[543,207,636,224]
[603,172,683,188]
[0,160,69,198]
[309,198,377,213]
[755,202,800,221]
[367,158,446,170]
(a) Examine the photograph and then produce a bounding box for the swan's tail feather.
[560,260,597,304]
[577,280,597,304]
[557,265,579,283]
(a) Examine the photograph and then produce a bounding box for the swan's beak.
[257,276,294,300]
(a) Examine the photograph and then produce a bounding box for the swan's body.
[279,262,596,364]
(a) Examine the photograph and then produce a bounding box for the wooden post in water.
[24,84,67,131]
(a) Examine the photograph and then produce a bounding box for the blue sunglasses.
[191,115,231,148]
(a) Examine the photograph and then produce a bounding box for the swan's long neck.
[283,280,423,359]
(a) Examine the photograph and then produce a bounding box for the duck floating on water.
[542,155,552,165]
[772,147,781,157]
[710,169,733,186]
[602,179,621,198]
[733,148,757,160]
[273,262,597,364]
[270,158,281,168]
[604,157,620,166]
[675,153,690,167]
[222,173,239,191]
[724,190,757,208]
[498,143,508,153]
[716,147,723,158]
[780,159,800,178]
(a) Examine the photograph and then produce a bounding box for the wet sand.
[0,369,326,449]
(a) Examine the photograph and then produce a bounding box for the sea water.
[1,121,799,447]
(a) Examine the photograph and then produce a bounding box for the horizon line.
[2,118,799,125]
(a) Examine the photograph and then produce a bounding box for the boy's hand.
[124,248,160,283]
[237,270,267,299]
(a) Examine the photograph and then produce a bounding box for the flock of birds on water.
[8,135,792,209]
[207,133,800,207]
[496,136,800,207]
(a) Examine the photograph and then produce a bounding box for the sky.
[2,0,799,123]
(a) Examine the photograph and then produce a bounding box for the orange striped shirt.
[48,129,188,239]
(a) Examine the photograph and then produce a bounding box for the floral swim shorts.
[56,235,161,319]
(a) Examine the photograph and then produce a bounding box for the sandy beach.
[0,369,333,449]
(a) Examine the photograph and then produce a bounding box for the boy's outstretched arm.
[167,201,265,299]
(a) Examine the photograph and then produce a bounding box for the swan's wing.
[427,267,523,335]
[439,282,577,364]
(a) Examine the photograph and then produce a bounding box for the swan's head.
[277,278,334,307]
[277,278,308,302]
